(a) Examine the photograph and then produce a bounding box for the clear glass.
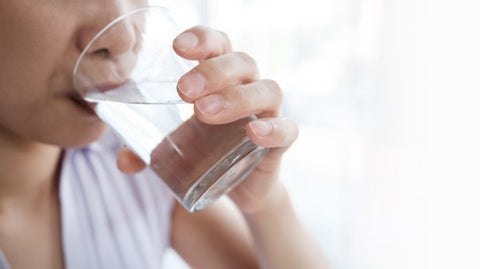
[73,6,267,212]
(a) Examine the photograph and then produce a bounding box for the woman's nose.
[76,6,139,60]
[89,20,137,60]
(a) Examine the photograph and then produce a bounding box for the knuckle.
[234,51,257,68]
[236,85,254,104]
[226,86,254,113]
[234,52,259,80]
[217,30,232,49]
[217,29,229,41]
[264,79,281,92]
[206,28,231,54]
[263,79,283,104]
[200,58,228,80]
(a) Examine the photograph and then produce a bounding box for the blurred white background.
[154,0,480,268]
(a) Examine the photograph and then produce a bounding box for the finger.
[116,147,146,174]
[193,79,283,124]
[173,26,232,60]
[246,117,299,149]
[177,52,259,102]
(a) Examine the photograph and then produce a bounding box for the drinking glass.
[73,6,268,212]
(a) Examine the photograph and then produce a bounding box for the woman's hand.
[118,26,324,268]
[117,26,298,215]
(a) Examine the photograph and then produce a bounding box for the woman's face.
[0,0,144,147]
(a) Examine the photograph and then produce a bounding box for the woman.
[0,1,324,268]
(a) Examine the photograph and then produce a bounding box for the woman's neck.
[0,129,62,211]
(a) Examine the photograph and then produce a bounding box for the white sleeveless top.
[0,130,175,269]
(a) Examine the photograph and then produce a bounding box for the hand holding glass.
[73,7,267,212]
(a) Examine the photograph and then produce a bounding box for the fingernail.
[178,72,205,98]
[249,120,273,137]
[174,32,198,52]
[196,94,225,115]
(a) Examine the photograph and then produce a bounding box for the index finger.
[173,26,232,60]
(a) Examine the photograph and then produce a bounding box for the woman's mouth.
[69,93,96,115]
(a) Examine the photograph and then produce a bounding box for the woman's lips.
[68,92,96,115]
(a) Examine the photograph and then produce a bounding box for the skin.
[0,1,325,268]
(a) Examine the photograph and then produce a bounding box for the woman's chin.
[70,124,109,148]
[42,122,109,149]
